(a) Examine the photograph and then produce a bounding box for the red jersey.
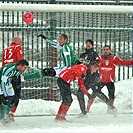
[97,55,133,82]
[59,64,88,94]
[2,43,23,66]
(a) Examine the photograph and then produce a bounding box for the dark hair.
[86,39,94,46]
[103,45,111,50]
[16,59,29,66]
[90,61,99,68]
[60,34,68,40]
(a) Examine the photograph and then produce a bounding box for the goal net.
[0,3,132,116]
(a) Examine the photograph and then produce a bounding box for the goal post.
[0,3,132,13]
[0,2,132,108]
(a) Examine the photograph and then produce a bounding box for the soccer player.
[0,59,29,125]
[24,34,80,80]
[55,61,117,121]
[77,39,100,115]
[86,45,133,113]
[2,36,24,122]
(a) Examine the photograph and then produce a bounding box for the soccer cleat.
[111,108,117,117]
[54,117,66,122]
[77,113,87,118]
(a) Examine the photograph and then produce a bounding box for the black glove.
[38,34,46,39]
[80,74,85,78]
[86,93,93,100]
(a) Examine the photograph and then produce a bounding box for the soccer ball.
[22,12,34,24]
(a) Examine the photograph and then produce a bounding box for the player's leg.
[95,90,117,117]
[77,89,87,115]
[86,91,96,113]
[10,76,21,122]
[86,81,104,113]
[1,96,16,124]
[0,82,16,124]
[55,78,72,121]
[106,82,115,113]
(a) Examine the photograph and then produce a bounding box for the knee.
[2,96,16,106]
[63,97,73,106]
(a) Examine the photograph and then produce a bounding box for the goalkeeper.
[24,34,80,80]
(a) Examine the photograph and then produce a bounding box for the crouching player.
[0,59,29,125]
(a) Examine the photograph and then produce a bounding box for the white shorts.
[53,66,67,77]
[0,84,15,96]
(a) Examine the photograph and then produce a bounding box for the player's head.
[85,39,94,49]
[58,34,68,46]
[12,36,22,46]
[16,59,29,72]
[103,45,112,56]
[89,61,99,74]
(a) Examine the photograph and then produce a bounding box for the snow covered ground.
[0,78,133,133]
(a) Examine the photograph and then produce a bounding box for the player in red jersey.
[1,36,24,122]
[86,45,133,113]
[2,36,23,66]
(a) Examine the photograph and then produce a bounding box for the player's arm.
[24,67,56,80]
[114,56,133,66]
[38,34,62,49]
[78,77,93,99]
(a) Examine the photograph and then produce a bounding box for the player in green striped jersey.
[0,59,28,124]
[24,34,80,80]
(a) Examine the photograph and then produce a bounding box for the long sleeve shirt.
[45,38,79,67]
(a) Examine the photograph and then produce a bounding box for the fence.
[0,0,132,101]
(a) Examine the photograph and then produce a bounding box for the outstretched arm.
[38,34,62,49]
[24,68,56,80]
[114,56,133,66]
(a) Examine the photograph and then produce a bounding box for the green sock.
[1,104,14,119]
[1,104,8,119]
[7,104,14,114]
[24,70,43,80]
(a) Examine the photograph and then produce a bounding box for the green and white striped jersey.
[46,38,79,68]
[0,63,22,96]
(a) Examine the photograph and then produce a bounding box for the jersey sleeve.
[78,78,88,94]
[113,56,133,66]
[45,38,62,49]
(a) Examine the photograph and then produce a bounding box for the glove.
[80,74,85,78]
[38,34,46,39]
[86,93,93,100]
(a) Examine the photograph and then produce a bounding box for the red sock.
[10,106,17,116]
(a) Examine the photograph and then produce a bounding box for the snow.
[0,77,133,133]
